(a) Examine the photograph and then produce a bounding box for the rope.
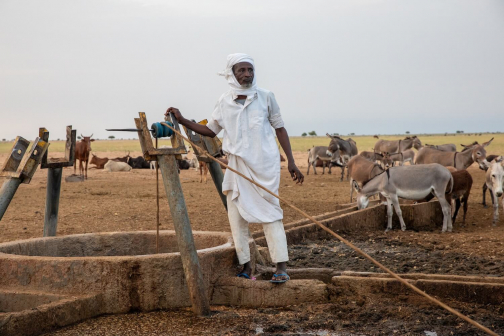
[160,122,498,336]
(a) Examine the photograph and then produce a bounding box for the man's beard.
[241,82,253,88]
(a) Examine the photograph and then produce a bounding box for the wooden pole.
[0,178,22,221]
[43,167,63,236]
[157,154,210,316]
[207,160,227,210]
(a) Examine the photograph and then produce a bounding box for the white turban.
[218,53,257,96]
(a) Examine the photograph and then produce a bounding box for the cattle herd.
[307,135,504,232]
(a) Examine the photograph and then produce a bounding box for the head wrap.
[218,53,257,96]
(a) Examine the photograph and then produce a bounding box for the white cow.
[485,156,504,226]
[104,160,132,172]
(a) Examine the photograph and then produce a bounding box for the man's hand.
[165,107,183,123]
[288,162,304,185]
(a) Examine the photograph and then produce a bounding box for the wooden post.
[43,167,63,236]
[157,154,211,316]
[207,160,227,210]
[0,178,22,220]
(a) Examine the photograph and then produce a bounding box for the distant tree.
[301,132,307,137]
[349,133,355,136]
[405,131,410,134]
[444,132,448,136]
[1,138,5,142]
[57,138,60,141]
[456,130,464,134]
[332,133,339,136]
[77,136,82,140]
[108,135,115,140]
[308,131,317,136]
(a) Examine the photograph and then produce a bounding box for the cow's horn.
[90,133,94,138]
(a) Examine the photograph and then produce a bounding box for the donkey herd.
[307,135,504,233]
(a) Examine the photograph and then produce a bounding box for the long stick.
[155,137,160,254]
[161,122,498,336]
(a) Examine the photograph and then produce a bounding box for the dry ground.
[1,150,504,336]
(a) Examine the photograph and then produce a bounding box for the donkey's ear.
[375,153,383,159]
[326,133,334,139]
[482,137,494,147]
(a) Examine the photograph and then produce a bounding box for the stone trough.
[1,201,501,336]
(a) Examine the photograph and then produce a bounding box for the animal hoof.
[483,205,488,208]
[384,229,390,233]
[401,228,406,231]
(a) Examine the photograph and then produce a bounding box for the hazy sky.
[1,0,503,141]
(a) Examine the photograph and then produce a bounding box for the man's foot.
[270,262,289,283]
[237,261,253,279]
[270,273,290,283]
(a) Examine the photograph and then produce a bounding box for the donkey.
[422,169,473,226]
[326,134,358,181]
[307,146,336,175]
[482,154,499,207]
[485,157,504,226]
[415,138,493,170]
[359,151,393,169]
[389,149,415,166]
[373,136,422,155]
[347,154,392,202]
[424,143,456,152]
[355,164,454,232]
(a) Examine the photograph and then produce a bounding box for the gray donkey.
[307,146,337,175]
[374,136,422,154]
[424,143,456,152]
[355,164,454,233]
[485,156,504,226]
[415,138,493,170]
[326,134,358,181]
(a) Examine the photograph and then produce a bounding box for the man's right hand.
[165,107,183,123]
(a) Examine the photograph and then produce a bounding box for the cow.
[74,134,94,179]
[104,160,132,172]
[307,146,335,175]
[415,138,493,170]
[326,134,358,181]
[112,152,130,163]
[89,154,109,169]
[127,156,151,169]
[485,156,504,226]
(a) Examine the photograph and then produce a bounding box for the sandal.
[237,273,256,280]
[270,273,290,283]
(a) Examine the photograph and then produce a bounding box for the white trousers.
[227,192,289,265]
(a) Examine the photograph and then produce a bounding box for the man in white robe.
[166,53,304,282]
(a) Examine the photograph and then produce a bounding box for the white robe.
[206,88,284,224]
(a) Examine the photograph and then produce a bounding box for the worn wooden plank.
[157,154,210,316]
[0,137,30,178]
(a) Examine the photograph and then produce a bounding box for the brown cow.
[74,134,94,179]
[90,154,109,169]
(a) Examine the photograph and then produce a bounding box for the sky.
[1,0,503,141]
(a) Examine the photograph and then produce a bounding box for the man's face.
[233,62,254,87]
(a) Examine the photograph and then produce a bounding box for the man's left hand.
[288,162,304,185]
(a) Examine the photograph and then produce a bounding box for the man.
[166,53,303,283]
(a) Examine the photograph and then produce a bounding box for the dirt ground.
[2,151,504,335]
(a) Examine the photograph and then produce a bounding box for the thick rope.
[161,122,498,336]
